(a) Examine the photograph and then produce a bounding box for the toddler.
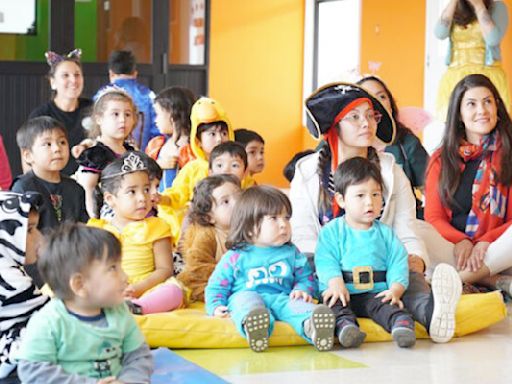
[205,186,335,352]
[16,223,153,382]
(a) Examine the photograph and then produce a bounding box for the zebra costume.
[0,191,49,378]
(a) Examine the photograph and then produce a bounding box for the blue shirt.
[315,217,408,294]
[205,244,317,315]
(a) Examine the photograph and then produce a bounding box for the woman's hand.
[454,239,473,270]
[466,241,490,272]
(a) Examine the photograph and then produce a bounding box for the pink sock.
[132,284,183,314]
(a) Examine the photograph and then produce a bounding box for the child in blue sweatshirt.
[205,186,335,352]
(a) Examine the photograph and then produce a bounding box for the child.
[88,152,184,315]
[146,86,197,190]
[208,141,247,182]
[16,223,153,382]
[283,149,315,183]
[95,50,159,150]
[76,86,137,218]
[0,191,49,379]
[141,152,163,217]
[12,116,89,230]
[205,186,335,353]
[177,174,241,302]
[159,97,233,236]
[234,128,265,188]
[315,157,416,348]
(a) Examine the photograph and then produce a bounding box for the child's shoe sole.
[429,263,462,343]
[244,308,270,352]
[310,305,335,351]
[392,327,416,348]
[338,324,366,348]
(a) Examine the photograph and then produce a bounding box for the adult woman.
[424,74,512,294]
[357,75,429,219]
[435,0,510,118]
[28,49,92,175]
[290,83,462,342]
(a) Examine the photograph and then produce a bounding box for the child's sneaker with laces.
[391,315,416,348]
[337,322,366,348]
[429,263,462,343]
[303,305,335,351]
[243,308,270,352]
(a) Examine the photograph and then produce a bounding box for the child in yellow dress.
[88,152,184,314]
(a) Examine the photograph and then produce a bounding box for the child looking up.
[12,116,89,230]
[159,97,233,235]
[146,86,197,190]
[16,223,153,383]
[76,86,137,218]
[0,192,49,379]
[178,174,241,302]
[205,186,335,353]
[208,141,248,182]
[89,152,184,314]
[234,128,265,188]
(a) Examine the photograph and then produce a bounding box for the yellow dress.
[87,217,187,303]
[437,21,511,119]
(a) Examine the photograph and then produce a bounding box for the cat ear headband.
[45,48,82,67]
[102,153,148,180]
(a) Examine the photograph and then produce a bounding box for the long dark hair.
[154,86,197,142]
[438,74,512,206]
[453,0,493,26]
[226,186,292,250]
[357,75,413,143]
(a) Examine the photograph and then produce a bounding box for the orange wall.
[209,0,305,187]
[360,0,426,109]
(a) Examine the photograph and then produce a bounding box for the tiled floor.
[177,303,512,384]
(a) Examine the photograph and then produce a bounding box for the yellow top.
[88,217,172,284]
[450,22,487,67]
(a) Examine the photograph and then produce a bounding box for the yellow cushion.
[135,291,507,348]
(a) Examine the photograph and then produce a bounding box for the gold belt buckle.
[352,266,374,290]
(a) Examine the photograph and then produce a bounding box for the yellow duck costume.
[158,97,234,242]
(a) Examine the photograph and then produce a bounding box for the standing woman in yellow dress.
[436,0,510,119]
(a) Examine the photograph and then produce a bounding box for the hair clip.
[45,48,82,67]
[102,153,147,180]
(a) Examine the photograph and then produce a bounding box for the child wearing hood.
[158,97,233,239]
[0,191,49,379]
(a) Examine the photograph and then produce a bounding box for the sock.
[132,284,183,314]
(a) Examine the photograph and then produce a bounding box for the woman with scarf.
[424,74,512,294]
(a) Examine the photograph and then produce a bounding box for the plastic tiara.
[45,49,82,67]
[102,153,148,180]
[95,85,133,102]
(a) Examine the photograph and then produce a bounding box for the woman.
[290,82,461,343]
[357,75,429,219]
[28,49,92,175]
[435,0,510,118]
[424,74,512,294]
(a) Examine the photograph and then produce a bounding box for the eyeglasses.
[342,110,382,125]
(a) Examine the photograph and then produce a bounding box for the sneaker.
[392,326,416,348]
[338,323,366,348]
[429,263,462,343]
[125,300,143,315]
[243,308,270,352]
[495,276,512,297]
[305,305,335,351]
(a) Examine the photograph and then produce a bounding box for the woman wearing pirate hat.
[290,83,462,343]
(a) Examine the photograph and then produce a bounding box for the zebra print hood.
[0,191,48,333]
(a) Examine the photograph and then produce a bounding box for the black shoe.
[125,300,143,315]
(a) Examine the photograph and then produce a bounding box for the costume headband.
[102,153,147,180]
[95,85,133,103]
[45,48,82,67]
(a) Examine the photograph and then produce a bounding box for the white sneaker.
[429,263,462,343]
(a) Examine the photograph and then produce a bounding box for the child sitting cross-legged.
[177,174,241,302]
[16,223,153,383]
[205,186,336,352]
[88,152,185,315]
